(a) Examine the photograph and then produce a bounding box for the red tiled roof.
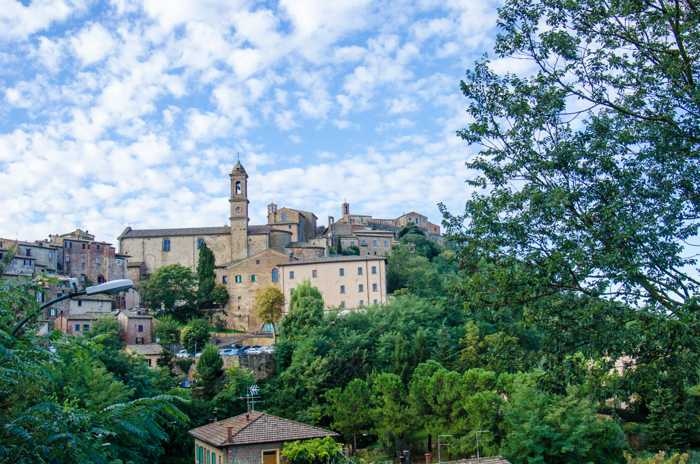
[188,411,339,448]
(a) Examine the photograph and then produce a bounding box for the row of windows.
[227,266,379,283]
[65,242,102,250]
[339,299,378,308]
[340,283,378,293]
[196,444,221,464]
[342,239,389,247]
[65,256,102,265]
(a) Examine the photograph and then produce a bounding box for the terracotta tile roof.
[118,309,154,319]
[126,343,163,355]
[285,242,325,248]
[121,227,231,238]
[61,312,107,320]
[248,225,273,235]
[279,255,387,267]
[74,293,113,301]
[188,411,339,448]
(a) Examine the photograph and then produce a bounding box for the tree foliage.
[289,279,324,312]
[196,242,216,308]
[180,319,210,353]
[138,264,197,315]
[326,379,372,454]
[195,343,224,401]
[281,436,340,464]
[253,285,285,342]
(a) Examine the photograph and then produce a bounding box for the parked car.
[262,346,275,354]
[220,348,238,356]
[240,345,261,354]
[175,350,190,358]
[246,347,266,355]
[194,352,202,358]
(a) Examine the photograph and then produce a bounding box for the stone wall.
[221,353,276,380]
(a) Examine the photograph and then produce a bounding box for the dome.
[232,160,246,172]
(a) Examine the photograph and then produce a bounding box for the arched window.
[271,268,279,282]
[235,181,242,195]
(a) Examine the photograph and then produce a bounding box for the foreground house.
[188,411,339,464]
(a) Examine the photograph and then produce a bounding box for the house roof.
[74,293,113,301]
[127,261,144,267]
[60,312,106,321]
[120,226,232,238]
[279,255,387,267]
[285,242,325,249]
[126,343,163,356]
[188,411,339,448]
[118,309,153,319]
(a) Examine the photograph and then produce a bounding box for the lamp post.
[11,278,134,336]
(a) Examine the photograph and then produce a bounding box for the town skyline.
[0,0,513,244]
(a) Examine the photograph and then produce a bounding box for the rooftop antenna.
[238,384,264,413]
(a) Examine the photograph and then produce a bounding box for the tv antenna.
[239,384,264,412]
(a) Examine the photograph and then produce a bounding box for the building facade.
[279,256,387,312]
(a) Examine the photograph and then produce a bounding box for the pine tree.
[197,242,216,308]
[196,343,224,400]
[434,323,455,371]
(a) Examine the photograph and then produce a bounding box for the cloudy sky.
[0,0,507,244]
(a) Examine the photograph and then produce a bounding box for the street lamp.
[11,278,134,336]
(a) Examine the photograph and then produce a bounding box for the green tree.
[195,343,224,400]
[342,245,360,256]
[211,284,229,305]
[154,314,181,346]
[444,0,700,428]
[372,373,413,455]
[326,379,373,454]
[196,242,216,308]
[281,437,340,464]
[289,279,324,312]
[253,285,285,342]
[180,319,210,353]
[397,223,426,240]
[500,374,625,464]
[138,264,197,315]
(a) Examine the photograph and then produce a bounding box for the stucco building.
[50,229,128,285]
[279,255,387,312]
[189,411,339,464]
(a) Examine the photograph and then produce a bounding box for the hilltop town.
[1,161,443,339]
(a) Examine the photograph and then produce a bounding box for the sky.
[0,0,509,245]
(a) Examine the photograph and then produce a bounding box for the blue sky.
[0,0,510,244]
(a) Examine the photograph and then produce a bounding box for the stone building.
[54,312,102,336]
[116,309,154,345]
[0,238,60,277]
[188,411,339,464]
[267,204,318,242]
[279,255,388,312]
[50,229,129,285]
[125,343,162,368]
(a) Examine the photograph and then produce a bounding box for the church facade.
[118,162,294,332]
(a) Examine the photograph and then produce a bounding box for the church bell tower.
[230,160,249,261]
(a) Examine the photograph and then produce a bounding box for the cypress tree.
[197,242,216,308]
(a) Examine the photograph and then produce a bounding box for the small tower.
[342,201,349,217]
[230,160,249,261]
[267,203,277,223]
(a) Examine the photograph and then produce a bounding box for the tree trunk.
[427,432,431,453]
[353,425,357,455]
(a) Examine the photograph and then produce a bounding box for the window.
[271,269,279,282]
[359,300,364,307]
[50,308,57,316]
[81,257,85,265]
[340,285,345,293]
[223,276,228,284]
[351,241,355,245]
[83,324,89,332]
[138,325,143,333]
[26,248,31,256]
[384,240,388,246]
[340,301,345,308]
[12,259,17,265]
[82,243,86,249]
[281,212,287,221]
[358,267,363,275]
[97,275,105,283]
[148,359,152,367]
[235,181,242,194]
[57,292,63,298]
[290,289,294,296]
[98,301,103,307]
[75,324,80,331]
[359,284,364,292]
[96,244,100,250]
[339,268,344,276]
[78,301,82,307]
[409,218,412,222]
[373,299,378,305]
[372,266,377,274]
[373,239,377,246]
[256,260,260,264]
[24,259,31,265]
[65,241,71,248]
[373,283,378,291]
[95,257,100,265]
[312,270,317,278]
[362,239,366,246]
[235,275,242,283]
[197,238,205,249]
[251,275,256,282]
[361,217,364,223]
[116,258,121,264]
[163,239,171,251]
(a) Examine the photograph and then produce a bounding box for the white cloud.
[187,111,232,140]
[71,23,115,65]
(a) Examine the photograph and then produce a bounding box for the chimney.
[208,419,214,424]
[425,454,431,464]
[227,426,233,442]
[213,411,218,423]
[245,414,250,421]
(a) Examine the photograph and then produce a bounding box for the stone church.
[118,161,295,332]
